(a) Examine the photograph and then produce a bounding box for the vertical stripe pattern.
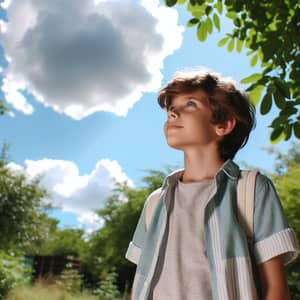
[209,200,258,300]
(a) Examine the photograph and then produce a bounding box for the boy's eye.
[187,100,196,106]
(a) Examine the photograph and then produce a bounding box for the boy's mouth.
[166,124,184,130]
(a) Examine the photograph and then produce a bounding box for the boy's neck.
[181,147,224,183]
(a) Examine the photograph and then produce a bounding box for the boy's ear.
[215,116,236,137]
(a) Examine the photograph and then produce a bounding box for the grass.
[5,282,99,300]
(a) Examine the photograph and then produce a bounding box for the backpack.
[145,170,258,242]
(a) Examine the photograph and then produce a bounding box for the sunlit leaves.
[236,39,243,53]
[213,13,220,31]
[218,36,230,47]
[249,85,264,106]
[197,22,207,41]
[227,37,235,52]
[165,0,300,141]
[215,1,223,14]
[206,17,213,34]
[250,53,258,66]
[240,73,262,84]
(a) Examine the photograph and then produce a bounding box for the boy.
[125,70,299,300]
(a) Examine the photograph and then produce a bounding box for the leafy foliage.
[0,252,32,300]
[56,259,83,295]
[268,144,300,297]
[164,0,300,142]
[0,157,51,251]
[29,227,86,257]
[94,268,121,300]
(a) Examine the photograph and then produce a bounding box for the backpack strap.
[237,170,258,242]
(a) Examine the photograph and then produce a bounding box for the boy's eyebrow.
[182,95,207,102]
[166,94,208,110]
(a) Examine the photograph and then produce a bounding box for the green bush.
[94,268,121,300]
[0,252,31,299]
[55,260,83,294]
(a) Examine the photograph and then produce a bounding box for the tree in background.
[0,145,56,298]
[267,143,300,297]
[0,148,51,252]
[165,0,300,143]
[29,227,86,257]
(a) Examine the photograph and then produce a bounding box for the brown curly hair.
[157,70,256,161]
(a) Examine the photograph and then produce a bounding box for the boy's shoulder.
[145,188,162,204]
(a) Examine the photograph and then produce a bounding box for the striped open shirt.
[126,159,299,300]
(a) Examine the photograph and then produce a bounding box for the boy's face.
[164,90,219,150]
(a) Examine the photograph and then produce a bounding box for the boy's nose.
[168,109,179,119]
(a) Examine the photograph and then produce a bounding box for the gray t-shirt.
[149,178,216,300]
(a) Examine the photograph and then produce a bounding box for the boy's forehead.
[169,90,208,105]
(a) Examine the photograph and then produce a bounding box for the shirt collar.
[163,159,240,188]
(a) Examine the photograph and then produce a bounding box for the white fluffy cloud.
[0,0,183,119]
[7,158,134,232]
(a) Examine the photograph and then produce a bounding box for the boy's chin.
[166,141,184,151]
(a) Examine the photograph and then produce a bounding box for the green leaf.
[165,0,177,7]
[233,18,241,27]
[240,73,262,84]
[213,13,220,31]
[258,48,264,61]
[215,1,223,14]
[218,36,229,47]
[270,115,287,129]
[270,126,284,143]
[266,82,276,93]
[197,22,207,42]
[249,85,264,106]
[246,49,254,56]
[206,17,213,34]
[273,91,286,109]
[187,18,199,27]
[177,0,186,4]
[236,39,243,53]
[260,93,272,115]
[294,122,300,139]
[284,125,292,141]
[188,3,206,18]
[227,38,235,52]
[205,5,213,16]
[250,54,258,67]
[275,78,290,99]
[226,11,237,19]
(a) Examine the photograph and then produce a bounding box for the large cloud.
[7,158,134,232]
[0,0,183,119]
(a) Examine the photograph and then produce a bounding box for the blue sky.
[0,0,296,232]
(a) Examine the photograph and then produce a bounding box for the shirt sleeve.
[125,188,161,265]
[253,174,299,265]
